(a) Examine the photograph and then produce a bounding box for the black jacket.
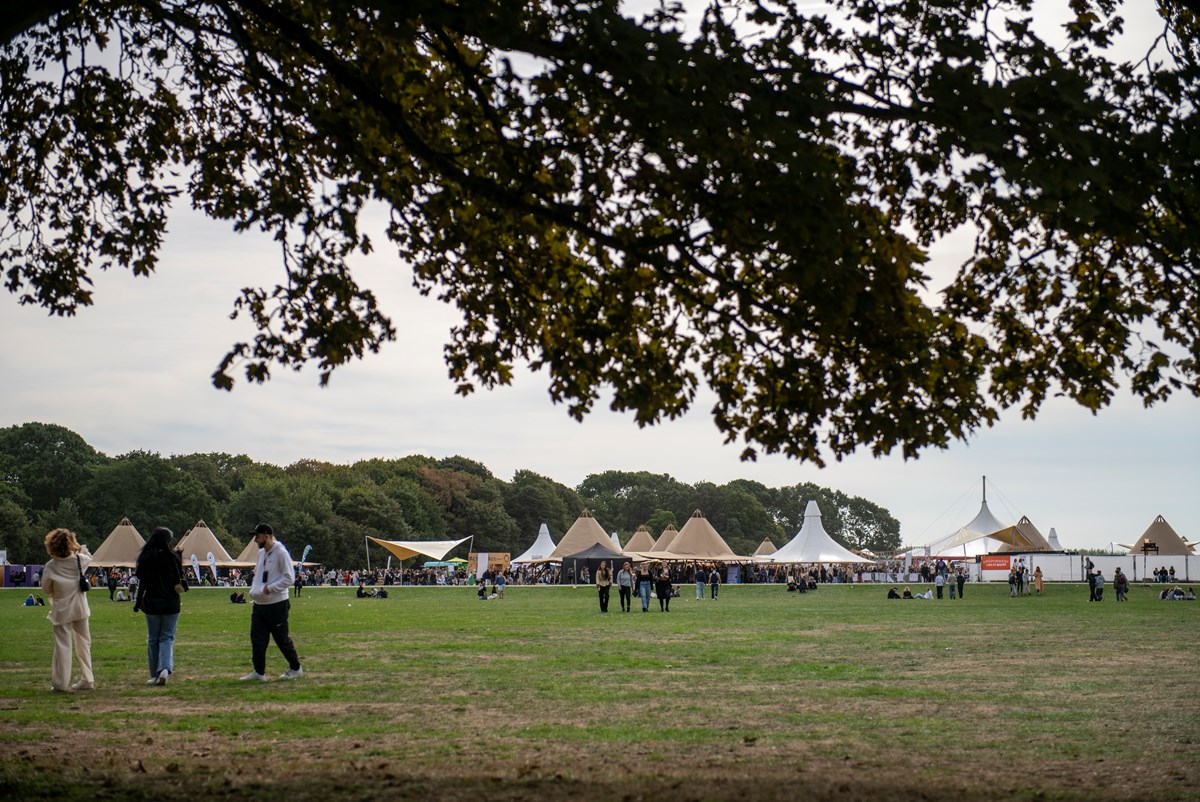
[134,549,186,615]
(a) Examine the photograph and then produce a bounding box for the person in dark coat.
[134,527,187,686]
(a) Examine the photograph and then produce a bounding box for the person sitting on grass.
[902,586,913,599]
[229,591,247,604]
[887,587,901,599]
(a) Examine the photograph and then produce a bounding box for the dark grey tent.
[560,543,624,585]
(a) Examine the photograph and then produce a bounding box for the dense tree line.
[0,422,900,566]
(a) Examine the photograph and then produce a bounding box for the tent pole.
[365,536,370,572]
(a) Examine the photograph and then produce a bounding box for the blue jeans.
[638,581,652,610]
[144,613,179,677]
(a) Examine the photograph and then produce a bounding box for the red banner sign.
[981,555,1011,570]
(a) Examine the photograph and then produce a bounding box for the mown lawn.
[1,581,1196,801]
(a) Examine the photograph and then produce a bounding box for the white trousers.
[51,618,94,690]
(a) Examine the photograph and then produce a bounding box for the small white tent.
[1047,527,1064,551]
[771,501,863,563]
[512,524,558,564]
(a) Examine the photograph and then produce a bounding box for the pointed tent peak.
[1128,515,1193,556]
[177,520,235,565]
[623,527,656,553]
[804,500,822,517]
[668,511,740,560]
[91,517,147,568]
[610,531,622,549]
[1047,527,1064,550]
[513,522,559,564]
[1018,515,1032,524]
[772,505,862,564]
[549,511,614,559]
[579,509,595,518]
[650,524,680,552]
[752,538,778,557]
[691,509,704,518]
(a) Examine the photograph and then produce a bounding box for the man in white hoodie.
[240,523,304,681]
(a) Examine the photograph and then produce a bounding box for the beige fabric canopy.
[548,510,614,560]
[90,517,146,568]
[367,536,472,562]
[992,516,1054,552]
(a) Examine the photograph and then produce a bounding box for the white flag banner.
[190,554,202,584]
[476,552,489,578]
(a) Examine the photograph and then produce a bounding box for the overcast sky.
[3,0,1194,552]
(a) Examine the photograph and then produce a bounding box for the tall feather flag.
[207,552,218,583]
[190,554,202,585]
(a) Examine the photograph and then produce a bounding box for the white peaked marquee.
[512,523,558,564]
[771,501,863,563]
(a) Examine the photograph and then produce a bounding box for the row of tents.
[896,479,1197,559]
[509,502,865,567]
[89,518,262,570]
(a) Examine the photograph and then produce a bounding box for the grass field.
[1,581,1197,801]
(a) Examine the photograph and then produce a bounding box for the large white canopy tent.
[908,478,1010,558]
[771,501,864,564]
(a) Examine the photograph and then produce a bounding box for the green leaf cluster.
[3,0,1194,466]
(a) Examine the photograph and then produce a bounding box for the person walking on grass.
[709,565,721,599]
[1113,567,1128,602]
[241,524,304,682]
[616,562,634,612]
[39,528,95,693]
[133,527,187,687]
[595,561,612,613]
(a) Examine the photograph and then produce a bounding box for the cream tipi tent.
[752,538,777,558]
[650,524,680,553]
[623,526,655,553]
[1120,515,1194,556]
[177,521,235,566]
[548,510,615,560]
[90,517,146,568]
[664,510,740,561]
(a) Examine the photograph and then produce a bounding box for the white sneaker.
[146,676,161,686]
[70,680,94,691]
[158,669,170,686]
[239,671,267,682]
[279,667,304,680]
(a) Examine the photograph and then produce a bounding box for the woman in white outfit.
[39,528,95,692]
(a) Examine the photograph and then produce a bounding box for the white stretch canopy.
[367,536,472,562]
